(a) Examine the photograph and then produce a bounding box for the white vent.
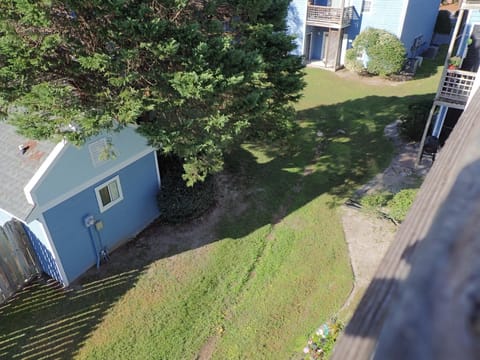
[89,138,116,167]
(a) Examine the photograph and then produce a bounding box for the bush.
[434,10,452,35]
[157,155,216,223]
[303,319,344,359]
[345,48,365,73]
[398,100,432,142]
[360,192,393,210]
[348,28,406,76]
[387,189,418,223]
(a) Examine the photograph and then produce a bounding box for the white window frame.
[94,175,124,213]
[362,0,372,13]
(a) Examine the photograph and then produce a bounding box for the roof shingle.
[0,122,57,220]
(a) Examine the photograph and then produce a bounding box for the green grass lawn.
[0,58,442,359]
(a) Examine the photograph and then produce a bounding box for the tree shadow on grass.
[0,93,434,359]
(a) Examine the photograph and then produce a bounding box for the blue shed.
[0,123,161,285]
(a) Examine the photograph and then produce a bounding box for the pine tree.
[0,0,304,184]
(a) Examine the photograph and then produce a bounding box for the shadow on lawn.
[0,93,434,359]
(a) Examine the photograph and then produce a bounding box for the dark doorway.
[439,108,463,146]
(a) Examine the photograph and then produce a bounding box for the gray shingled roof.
[0,122,57,220]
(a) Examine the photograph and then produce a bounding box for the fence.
[0,219,42,304]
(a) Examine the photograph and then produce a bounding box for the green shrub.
[344,48,365,73]
[387,189,418,223]
[434,10,452,35]
[398,100,432,142]
[157,155,216,223]
[303,319,344,359]
[360,192,393,209]
[348,28,406,76]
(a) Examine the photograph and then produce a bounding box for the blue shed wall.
[42,152,160,284]
[400,0,441,57]
[23,221,63,283]
[34,127,152,207]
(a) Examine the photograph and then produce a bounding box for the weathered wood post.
[332,88,480,359]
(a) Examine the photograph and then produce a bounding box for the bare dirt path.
[339,121,432,315]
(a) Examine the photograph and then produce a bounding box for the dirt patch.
[196,335,219,360]
[339,121,432,315]
[340,206,396,314]
[333,69,405,87]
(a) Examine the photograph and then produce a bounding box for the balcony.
[306,5,353,28]
[437,69,477,108]
[461,0,480,9]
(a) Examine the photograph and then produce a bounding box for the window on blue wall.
[89,137,117,167]
[362,0,372,13]
[95,176,123,212]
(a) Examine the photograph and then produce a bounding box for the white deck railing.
[306,5,353,28]
[437,69,477,106]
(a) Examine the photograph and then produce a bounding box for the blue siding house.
[418,1,480,161]
[288,0,441,70]
[0,123,161,285]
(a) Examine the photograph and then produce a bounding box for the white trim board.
[24,140,67,205]
[154,151,161,189]
[397,0,409,38]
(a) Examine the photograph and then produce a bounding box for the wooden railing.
[437,69,477,107]
[461,0,480,9]
[306,5,353,28]
[332,88,480,360]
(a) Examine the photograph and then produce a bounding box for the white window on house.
[95,176,123,212]
[362,0,372,13]
[89,137,117,167]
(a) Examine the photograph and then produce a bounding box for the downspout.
[87,225,101,269]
